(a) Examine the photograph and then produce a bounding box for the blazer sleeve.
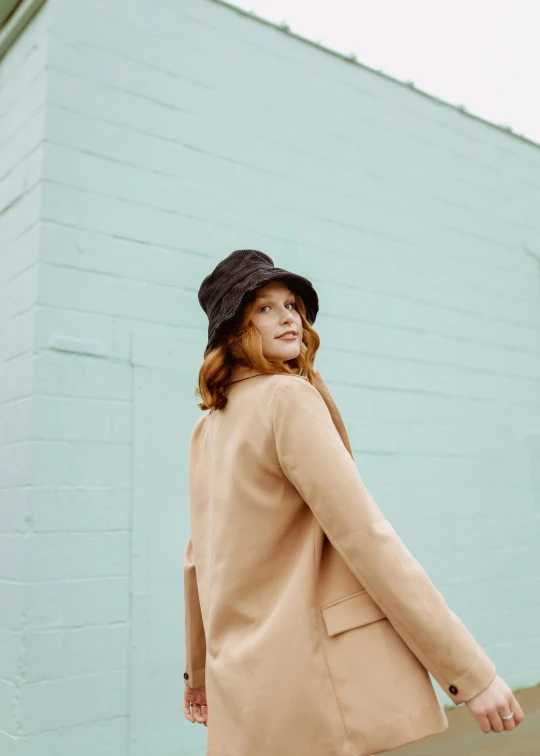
[183,533,206,688]
[272,377,497,706]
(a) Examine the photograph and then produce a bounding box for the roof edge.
[0,0,47,61]
[211,0,540,152]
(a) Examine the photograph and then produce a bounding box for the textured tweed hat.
[198,249,319,356]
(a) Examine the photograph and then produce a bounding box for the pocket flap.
[321,590,386,637]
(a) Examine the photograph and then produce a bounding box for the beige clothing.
[183,367,496,756]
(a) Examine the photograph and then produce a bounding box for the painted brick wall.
[0,6,47,755]
[1,0,540,753]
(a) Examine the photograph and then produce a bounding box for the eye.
[259,302,296,313]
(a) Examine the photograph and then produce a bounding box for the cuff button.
[449,685,458,694]
[184,672,189,680]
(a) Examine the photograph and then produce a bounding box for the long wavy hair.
[195,288,320,411]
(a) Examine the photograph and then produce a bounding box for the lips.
[277,331,298,339]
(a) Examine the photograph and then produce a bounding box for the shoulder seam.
[271,373,322,437]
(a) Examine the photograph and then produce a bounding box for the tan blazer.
[183,368,496,756]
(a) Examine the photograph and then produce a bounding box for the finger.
[183,701,196,723]
[191,703,205,724]
[196,704,207,725]
[510,694,525,724]
[487,708,504,734]
[475,711,492,734]
[499,708,516,731]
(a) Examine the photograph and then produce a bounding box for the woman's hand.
[465,675,525,733]
[183,682,208,727]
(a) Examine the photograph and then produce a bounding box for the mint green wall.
[1,0,540,754]
[0,5,46,756]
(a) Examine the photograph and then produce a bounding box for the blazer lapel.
[312,371,354,459]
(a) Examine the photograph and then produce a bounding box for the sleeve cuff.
[444,648,496,705]
[184,666,206,689]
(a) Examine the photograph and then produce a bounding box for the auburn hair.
[195,289,320,411]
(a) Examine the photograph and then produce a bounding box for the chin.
[271,345,301,361]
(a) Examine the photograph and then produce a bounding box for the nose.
[279,306,294,323]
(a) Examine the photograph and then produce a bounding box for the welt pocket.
[320,589,386,637]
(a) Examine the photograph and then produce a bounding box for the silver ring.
[501,711,514,721]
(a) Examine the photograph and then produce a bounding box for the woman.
[183,249,524,755]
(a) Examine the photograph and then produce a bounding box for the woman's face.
[249,280,303,362]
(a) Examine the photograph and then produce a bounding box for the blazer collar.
[229,365,266,383]
[228,365,354,459]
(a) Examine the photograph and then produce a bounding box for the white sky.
[230,0,540,146]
